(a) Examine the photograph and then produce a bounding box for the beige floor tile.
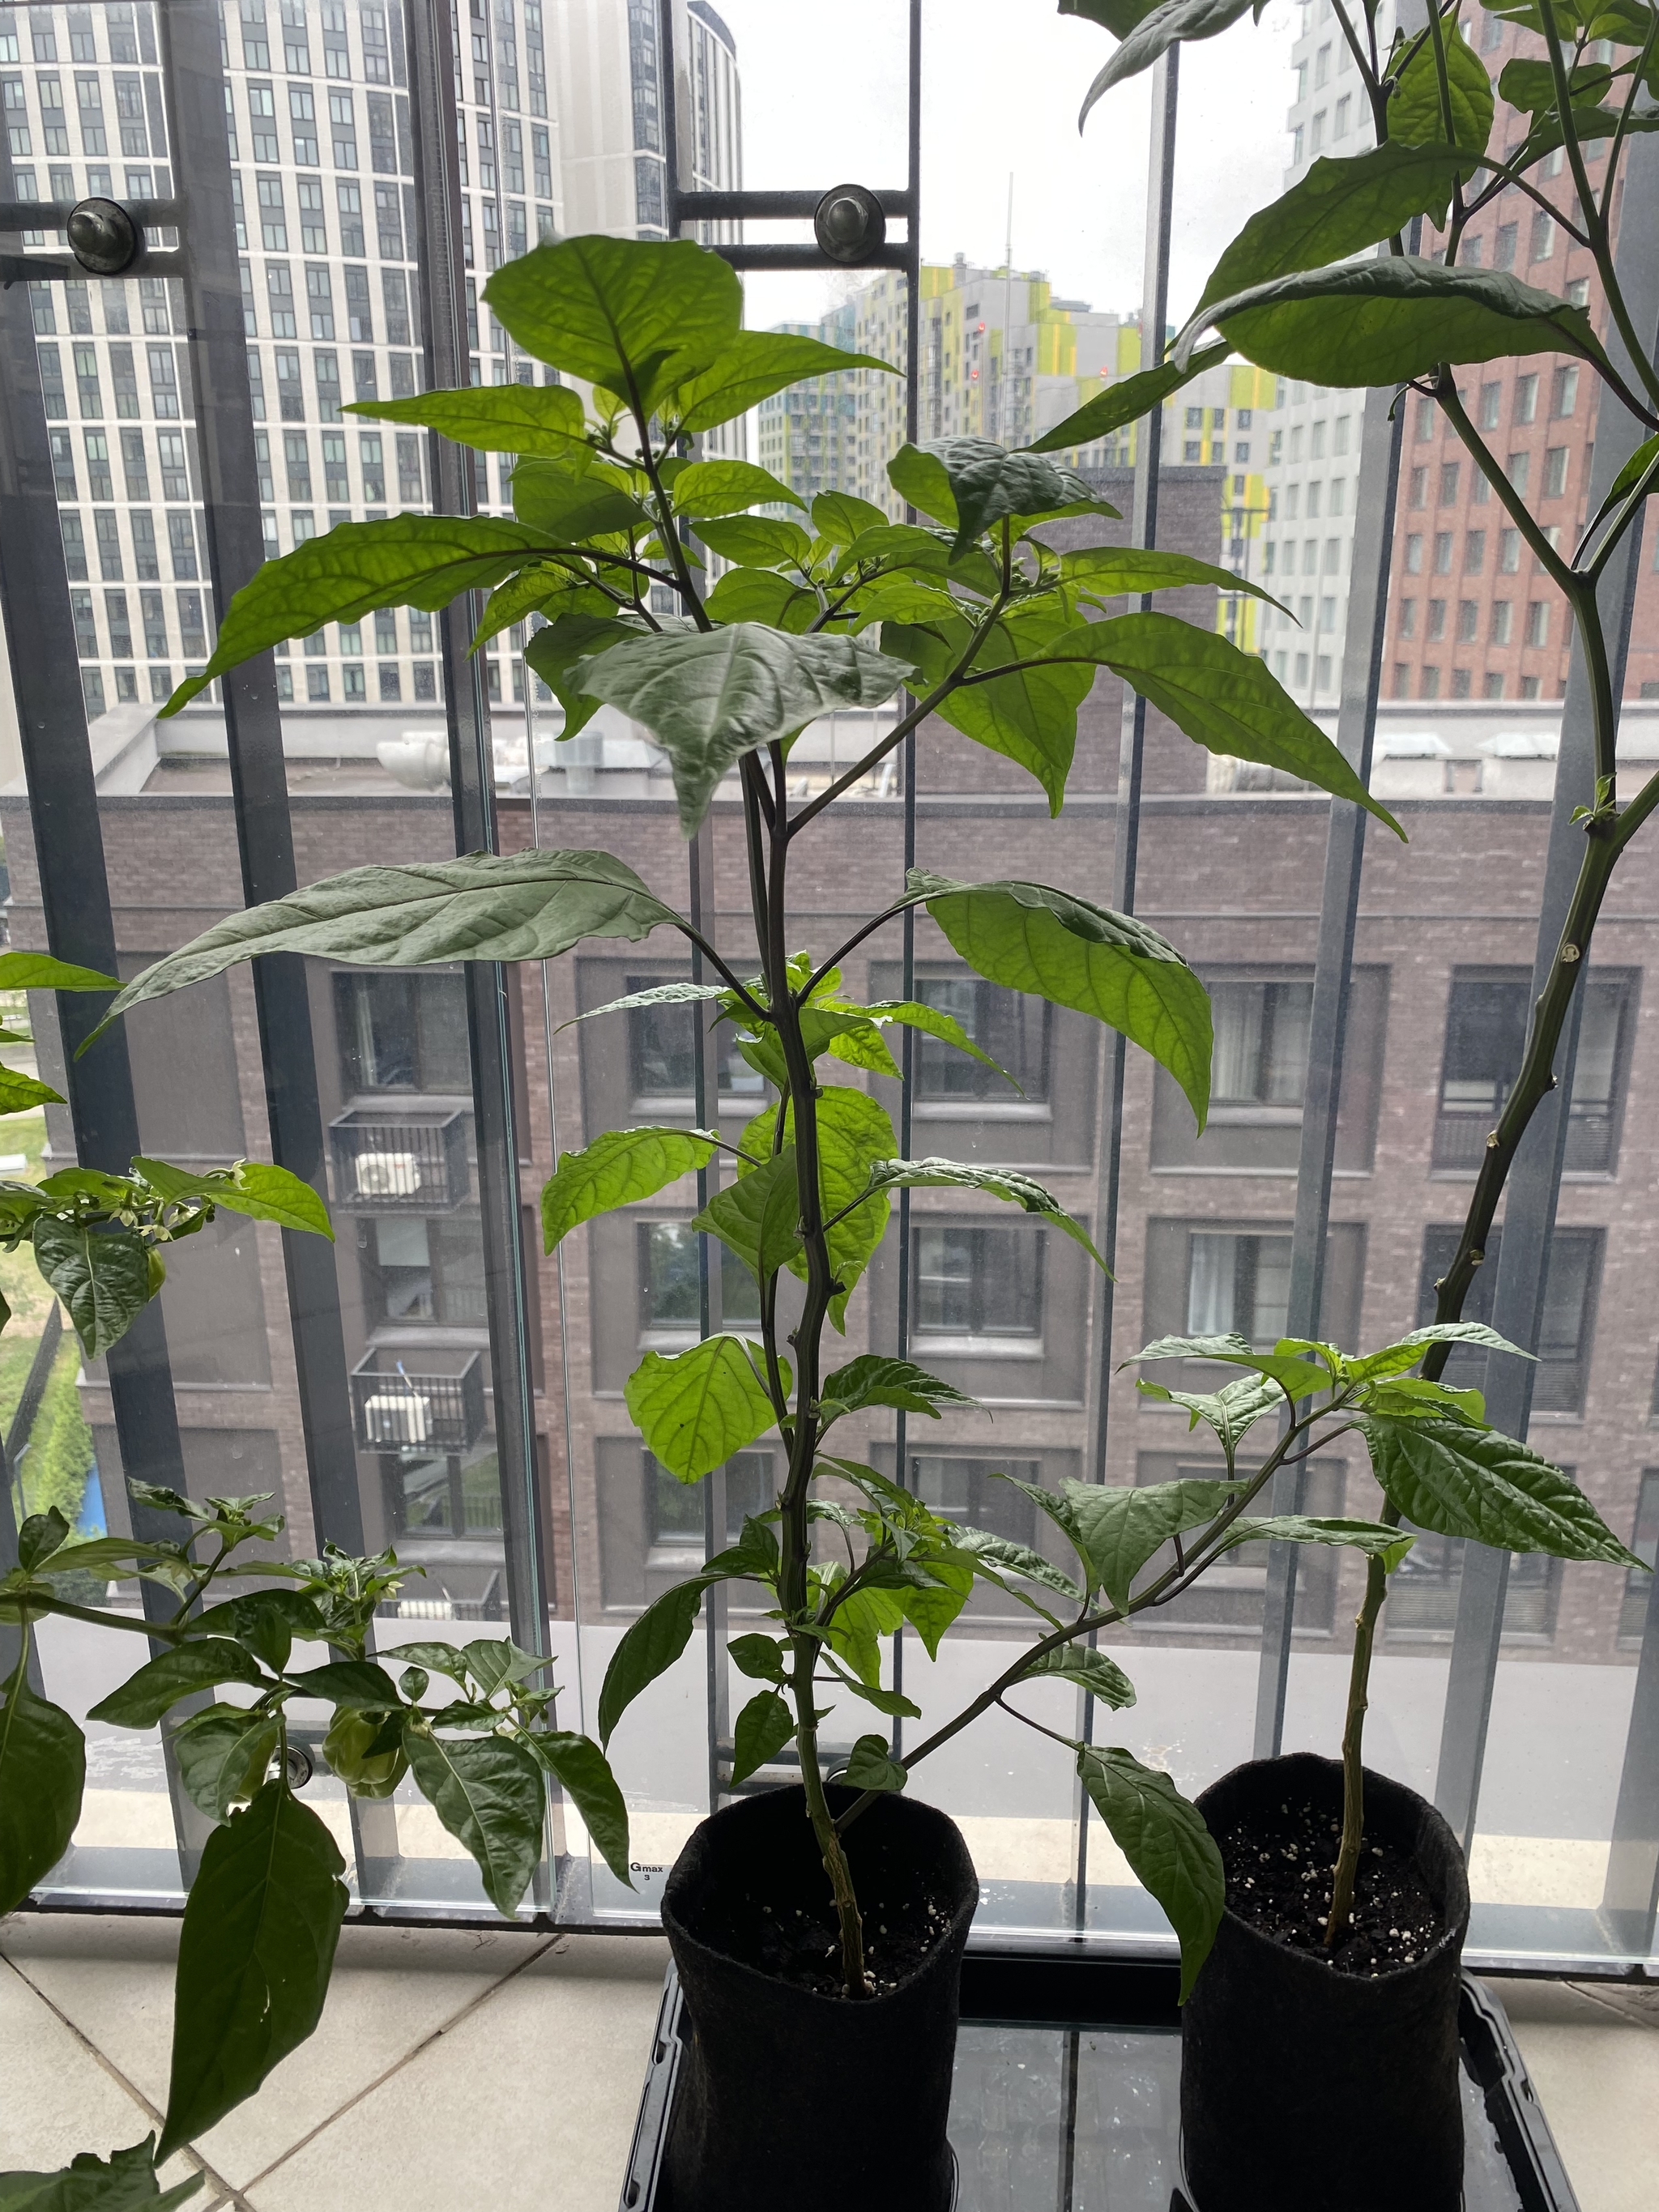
[1494,1978,1659,2212]
[2,1914,552,2191]
[244,1935,669,2212]
[0,1940,216,2204]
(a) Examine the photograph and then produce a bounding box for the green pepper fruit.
[322,1706,408,1798]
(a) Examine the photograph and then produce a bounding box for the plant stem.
[1324,1545,1390,1946]
[792,1627,869,1994]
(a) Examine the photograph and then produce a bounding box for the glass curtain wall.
[0,0,1654,1973]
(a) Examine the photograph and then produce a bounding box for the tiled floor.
[1,1912,1655,2211]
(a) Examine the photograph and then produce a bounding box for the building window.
[1456,599,1478,643]
[1465,529,1486,573]
[906,973,1050,1102]
[1552,364,1579,417]
[913,1224,1044,1345]
[646,1448,774,1554]
[335,970,471,1095]
[1185,1229,1290,1345]
[1525,599,1549,646]
[1416,1225,1602,1414]
[638,1221,760,1332]
[1388,1534,1562,1639]
[1434,969,1636,1176]
[359,1215,486,1328]
[1544,445,1570,497]
[909,1455,1039,1548]
[1439,461,1460,505]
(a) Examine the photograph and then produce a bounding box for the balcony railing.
[350,1348,488,1454]
[330,1107,471,1209]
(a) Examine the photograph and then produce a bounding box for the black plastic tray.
[618,1952,1579,2211]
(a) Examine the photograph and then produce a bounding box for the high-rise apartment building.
[756,258,1127,518]
[5,0,739,725]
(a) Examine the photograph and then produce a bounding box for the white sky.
[711,0,1303,336]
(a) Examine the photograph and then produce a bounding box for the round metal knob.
[814,184,885,266]
[66,198,141,277]
[284,1742,316,1790]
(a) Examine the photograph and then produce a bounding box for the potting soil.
[1213,1791,1442,1975]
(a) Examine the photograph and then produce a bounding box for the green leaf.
[1136,1371,1282,1454]
[1498,55,1612,119]
[169,1708,280,1826]
[1583,431,1659,547]
[728,1633,788,1683]
[1126,1334,1336,1403]
[694,514,815,567]
[185,1589,324,1673]
[742,1086,897,1329]
[887,437,1116,556]
[818,1355,980,1423]
[88,1640,267,1728]
[403,1725,546,1916]
[461,1638,549,1693]
[1079,0,1259,121]
[704,566,820,632]
[822,1583,908,1686]
[344,381,586,457]
[158,1784,348,2159]
[1022,343,1230,456]
[625,1336,785,1483]
[0,952,117,993]
[569,625,911,837]
[0,1675,83,1915]
[859,998,1016,1087]
[1061,545,1288,615]
[729,1690,796,1785]
[1077,1748,1223,2000]
[1018,1644,1137,1707]
[1219,1515,1416,1572]
[565,979,733,1032]
[1060,0,1167,31]
[598,1578,707,1747]
[93,850,687,1042]
[859,1157,1108,1272]
[1035,615,1405,837]
[952,1525,1083,1604]
[29,1219,147,1357]
[1190,256,1612,390]
[672,330,899,435]
[1393,1320,1534,1357]
[378,1640,472,1686]
[884,603,1094,813]
[672,458,806,518]
[483,234,741,413]
[523,611,638,742]
[1197,143,1471,316]
[691,1145,803,1284]
[285,1658,403,1707]
[902,1558,974,1657]
[528,1731,631,1886]
[1361,1417,1646,1564]
[540,1125,719,1251]
[841,1733,907,1792]
[132,1158,334,1241]
[1360,1377,1487,1423]
[907,870,1213,1130]
[160,516,560,715]
[17,1509,70,1570]
[812,491,890,545]
[509,457,650,542]
[1392,18,1494,168]
[0,1068,64,1114]
[0,2142,203,2210]
[1063,1478,1243,1611]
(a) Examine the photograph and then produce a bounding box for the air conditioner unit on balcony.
[354,1150,423,1198]
[361,1390,432,1446]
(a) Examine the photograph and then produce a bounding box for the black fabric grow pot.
[657,1783,979,2212]
[1180,1752,1471,2212]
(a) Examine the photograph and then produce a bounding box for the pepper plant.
[1067,0,1659,1941]
[0,192,1649,2196]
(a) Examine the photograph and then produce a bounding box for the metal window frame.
[0,0,1651,1971]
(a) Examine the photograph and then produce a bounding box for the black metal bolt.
[814,184,885,266]
[66,198,141,278]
